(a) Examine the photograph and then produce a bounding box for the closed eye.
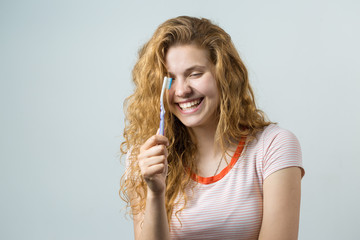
[189,72,203,78]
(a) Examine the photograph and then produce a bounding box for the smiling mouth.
[178,98,203,111]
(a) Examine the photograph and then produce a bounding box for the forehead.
[165,44,211,72]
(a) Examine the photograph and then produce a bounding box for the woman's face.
[166,44,220,130]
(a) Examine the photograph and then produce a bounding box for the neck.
[190,122,221,160]
[188,122,239,177]
[189,122,238,162]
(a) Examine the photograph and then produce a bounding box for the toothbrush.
[159,76,172,136]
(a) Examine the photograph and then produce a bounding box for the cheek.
[197,77,218,97]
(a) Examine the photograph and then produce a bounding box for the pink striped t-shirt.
[169,124,304,240]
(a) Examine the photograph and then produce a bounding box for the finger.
[164,146,168,160]
[142,164,166,179]
[138,155,166,169]
[140,135,169,152]
[138,144,167,160]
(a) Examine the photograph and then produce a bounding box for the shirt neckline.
[190,136,247,185]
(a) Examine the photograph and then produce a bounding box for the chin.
[177,116,207,129]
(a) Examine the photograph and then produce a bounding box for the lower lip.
[177,99,203,114]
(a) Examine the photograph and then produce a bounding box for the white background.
[1,0,359,239]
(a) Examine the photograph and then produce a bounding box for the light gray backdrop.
[1,0,359,239]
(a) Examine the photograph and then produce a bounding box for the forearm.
[138,190,170,240]
[135,135,170,240]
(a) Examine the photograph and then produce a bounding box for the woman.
[120,16,304,240]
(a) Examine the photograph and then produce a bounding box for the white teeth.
[179,99,201,110]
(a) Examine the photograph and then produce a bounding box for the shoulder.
[254,124,304,179]
[253,124,301,155]
[260,124,299,144]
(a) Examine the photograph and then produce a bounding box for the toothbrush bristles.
[167,78,172,89]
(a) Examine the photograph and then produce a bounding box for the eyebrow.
[168,65,206,76]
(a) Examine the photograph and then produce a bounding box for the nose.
[174,78,192,97]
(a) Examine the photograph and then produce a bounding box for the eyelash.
[189,73,202,77]
[168,72,203,81]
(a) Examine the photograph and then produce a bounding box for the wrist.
[146,187,166,200]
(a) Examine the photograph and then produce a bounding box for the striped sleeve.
[123,152,131,181]
[262,127,304,179]
[124,148,139,181]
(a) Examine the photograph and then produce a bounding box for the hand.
[138,134,169,196]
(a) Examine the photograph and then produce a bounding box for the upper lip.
[175,97,203,104]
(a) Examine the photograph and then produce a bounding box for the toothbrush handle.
[159,106,165,136]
